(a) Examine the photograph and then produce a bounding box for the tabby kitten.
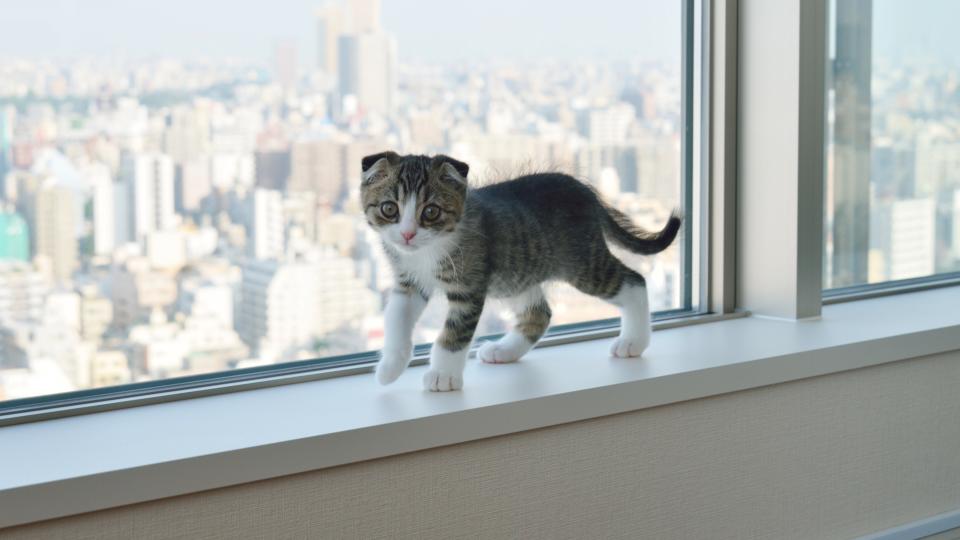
[361,151,681,391]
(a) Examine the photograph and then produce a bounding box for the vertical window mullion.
[737,0,827,319]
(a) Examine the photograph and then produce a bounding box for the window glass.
[825,0,960,289]
[0,0,688,401]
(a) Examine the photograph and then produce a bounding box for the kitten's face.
[360,152,469,253]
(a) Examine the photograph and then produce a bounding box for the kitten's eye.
[421,204,441,222]
[380,201,399,219]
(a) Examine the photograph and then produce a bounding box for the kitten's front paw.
[376,348,411,385]
[422,369,463,391]
[610,336,647,358]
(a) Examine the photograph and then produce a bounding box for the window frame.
[0,0,719,426]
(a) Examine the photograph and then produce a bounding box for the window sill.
[3,286,960,529]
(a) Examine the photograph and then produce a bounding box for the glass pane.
[825,0,960,290]
[0,0,689,402]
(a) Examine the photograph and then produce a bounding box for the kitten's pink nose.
[401,231,417,243]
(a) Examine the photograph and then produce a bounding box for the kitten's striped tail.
[600,205,682,255]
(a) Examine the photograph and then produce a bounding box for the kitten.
[361,151,681,391]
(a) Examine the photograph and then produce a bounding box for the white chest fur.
[390,237,458,293]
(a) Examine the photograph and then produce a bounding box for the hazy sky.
[1,1,957,67]
[0,0,680,65]
[871,0,960,66]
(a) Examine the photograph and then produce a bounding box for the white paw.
[478,342,521,364]
[376,348,410,385]
[422,369,463,391]
[610,336,648,358]
[477,332,532,364]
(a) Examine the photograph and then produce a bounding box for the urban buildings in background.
[1,0,683,400]
[825,2,960,289]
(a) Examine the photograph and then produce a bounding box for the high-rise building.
[110,257,178,329]
[177,281,249,372]
[177,157,213,213]
[238,259,320,362]
[35,181,78,282]
[587,104,636,146]
[88,163,115,256]
[0,210,29,262]
[163,106,211,164]
[633,138,681,206]
[238,251,377,362]
[120,153,176,243]
[249,189,285,260]
[349,0,381,33]
[290,139,345,202]
[316,3,344,75]
[211,152,255,191]
[0,261,46,325]
[254,150,291,191]
[871,198,936,281]
[273,40,299,90]
[338,32,397,117]
[0,106,13,179]
[78,284,112,343]
[9,171,42,249]
[830,0,872,288]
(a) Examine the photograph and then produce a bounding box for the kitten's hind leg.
[571,253,650,358]
[478,286,551,364]
[606,279,651,358]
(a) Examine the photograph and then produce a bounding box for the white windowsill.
[3,286,960,529]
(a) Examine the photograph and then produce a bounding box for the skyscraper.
[0,210,29,262]
[888,198,936,280]
[316,3,343,75]
[35,181,78,282]
[273,40,299,90]
[177,157,213,213]
[337,31,397,117]
[587,104,636,145]
[254,150,291,191]
[871,198,936,281]
[348,0,381,33]
[88,163,115,256]
[830,0,872,288]
[121,153,176,243]
[249,189,284,260]
[289,138,346,202]
[0,107,13,180]
[237,252,377,362]
[0,261,46,326]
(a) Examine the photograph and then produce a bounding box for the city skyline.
[0,0,687,401]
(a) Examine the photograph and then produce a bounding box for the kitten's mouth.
[394,241,420,252]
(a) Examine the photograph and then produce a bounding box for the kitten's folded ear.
[433,155,470,183]
[361,151,399,184]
